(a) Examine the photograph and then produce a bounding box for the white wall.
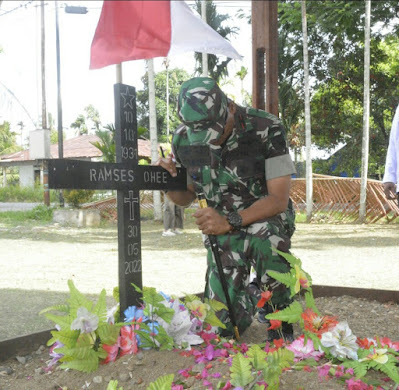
[19,165,35,187]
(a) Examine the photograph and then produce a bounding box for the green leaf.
[92,288,108,323]
[204,298,228,312]
[267,270,294,289]
[183,294,202,304]
[247,344,267,371]
[230,353,254,387]
[106,380,123,390]
[39,304,70,315]
[146,374,174,390]
[155,326,174,351]
[304,291,319,314]
[203,312,226,329]
[275,249,302,267]
[67,279,93,315]
[45,313,73,330]
[59,350,99,372]
[262,348,294,388]
[50,329,80,347]
[374,357,399,383]
[266,301,303,324]
[154,306,175,324]
[97,323,121,345]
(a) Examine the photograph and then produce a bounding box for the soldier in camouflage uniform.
[156,77,296,340]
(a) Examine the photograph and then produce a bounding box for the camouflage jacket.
[172,105,296,237]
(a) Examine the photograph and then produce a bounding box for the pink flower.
[101,342,119,364]
[317,364,331,381]
[345,378,373,390]
[118,325,138,356]
[286,335,324,362]
[379,337,399,351]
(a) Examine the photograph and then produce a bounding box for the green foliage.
[40,280,121,373]
[106,380,123,390]
[63,189,95,208]
[137,67,190,140]
[247,344,268,371]
[263,348,295,390]
[0,184,57,202]
[92,124,116,163]
[230,353,254,387]
[266,301,303,324]
[146,374,175,390]
[0,120,19,155]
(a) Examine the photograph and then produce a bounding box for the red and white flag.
[90,0,241,70]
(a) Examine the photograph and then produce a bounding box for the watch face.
[228,212,242,229]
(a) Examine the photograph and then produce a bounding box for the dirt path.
[0,219,398,341]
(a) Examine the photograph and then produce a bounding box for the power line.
[0,0,34,17]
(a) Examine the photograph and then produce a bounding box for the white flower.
[321,321,358,360]
[106,304,119,324]
[71,307,99,333]
[156,300,203,348]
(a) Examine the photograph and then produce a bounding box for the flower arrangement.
[40,250,399,389]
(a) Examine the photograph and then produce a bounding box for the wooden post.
[251,1,279,116]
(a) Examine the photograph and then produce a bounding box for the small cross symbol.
[124,191,139,221]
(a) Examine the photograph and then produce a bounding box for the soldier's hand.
[383,182,397,200]
[154,153,177,177]
[194,207,231,235]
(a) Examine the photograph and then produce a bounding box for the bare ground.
[0,216,398,389]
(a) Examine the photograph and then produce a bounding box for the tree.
[84,104,101,132]
[0,121,19,155]
[193,0,238,82]
[136,67,189,141]
[235,66,249,106]
[70,114,87,136]
[91,124,116,163]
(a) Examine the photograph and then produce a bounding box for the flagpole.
[201,1,208,77]
[116,63,122,83]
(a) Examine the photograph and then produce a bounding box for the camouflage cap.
[177,77,228,145]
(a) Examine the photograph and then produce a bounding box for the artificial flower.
[301,308,338,337]
[156,299,203,348]
[286,335,324,362]
[345,378,374,390]
[119,325,138,356]
[320,321,359,360]
[256,290,272,308]
[378,337,399,351]
[357,337,376,350]
[106,304,119,324]
[124,305,146,323]
[102,342,119,364]
[48,341,64,367]
[359,348,389,364]
[267,319,282,331]
[186,299,211,321]
[70,307,99,333]
[317,364,331,381]
[294,264,310,293]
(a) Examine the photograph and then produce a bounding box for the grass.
[0,205,54,226]
[0,185,58,202]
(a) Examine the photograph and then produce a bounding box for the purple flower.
[70,307,99,333]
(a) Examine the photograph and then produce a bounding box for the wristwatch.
[227,211,242,231]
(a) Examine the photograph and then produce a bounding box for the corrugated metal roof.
[0,135,152,162]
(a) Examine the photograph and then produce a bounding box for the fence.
[83,175,399,224]
[291,174,399,223]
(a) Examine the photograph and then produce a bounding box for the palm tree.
[91,124,116,163]
[70,114,88,136]
[235,66,248,105]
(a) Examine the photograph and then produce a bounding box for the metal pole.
[165,59,170,141]
[116,63,122,84]
[201,1,208,77]
[55,0,64,207]
[41,0,47,129]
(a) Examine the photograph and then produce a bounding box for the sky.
[0,0,252,146]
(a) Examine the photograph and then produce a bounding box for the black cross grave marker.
[48,83,186,314]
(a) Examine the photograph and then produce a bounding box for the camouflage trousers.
[203,218,293,336]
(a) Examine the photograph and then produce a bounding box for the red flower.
[101,342,119,364]
[267,319,282,331]
[256,291,273,308]
[357,337,375,350]
[118,325,138,356]
[301,308,338,337]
